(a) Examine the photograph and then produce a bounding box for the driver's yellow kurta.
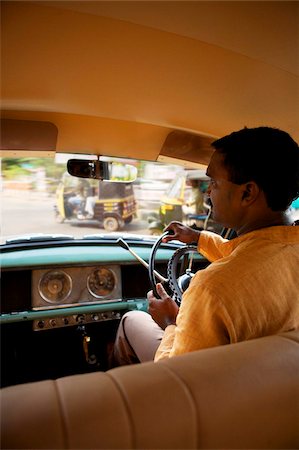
[154,226,299,361]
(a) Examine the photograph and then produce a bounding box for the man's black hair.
[212,127,299,211]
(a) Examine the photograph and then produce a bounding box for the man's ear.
[241,181,260,205]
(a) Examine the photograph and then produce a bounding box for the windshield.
[0,155,197,242]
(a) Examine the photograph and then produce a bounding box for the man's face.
[206,151,245,229]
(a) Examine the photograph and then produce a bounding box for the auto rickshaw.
[148,169,220,235]
[55,172,137,231]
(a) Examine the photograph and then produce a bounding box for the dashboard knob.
[76,314,85,323]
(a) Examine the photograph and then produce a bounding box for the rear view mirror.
[67,159,137,182]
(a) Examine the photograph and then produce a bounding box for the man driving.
[113,126,299,365]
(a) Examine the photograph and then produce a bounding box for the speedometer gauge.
[87,268,116,298]
[38,270,72,303]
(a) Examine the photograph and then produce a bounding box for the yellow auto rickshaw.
[148,169,221,235]
[55,172,137,232]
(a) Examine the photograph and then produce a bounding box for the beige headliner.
[1,1,298,163]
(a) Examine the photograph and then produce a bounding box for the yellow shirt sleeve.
[154,278,234,361]
[198,231,229,261]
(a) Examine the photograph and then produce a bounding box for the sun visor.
[157,130,216,168]
[0,119,58,155]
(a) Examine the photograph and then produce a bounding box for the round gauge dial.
[87,268,116,298]
[38,270,72,303]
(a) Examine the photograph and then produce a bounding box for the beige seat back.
[1,331,299,449]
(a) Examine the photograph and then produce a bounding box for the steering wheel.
[148,231,198,305]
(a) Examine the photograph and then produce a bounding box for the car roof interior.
[1,1,298,166]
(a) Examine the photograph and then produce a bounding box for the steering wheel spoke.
[167,246,197,305]
[148,232,197,305]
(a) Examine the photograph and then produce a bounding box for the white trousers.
[113,310,164,365]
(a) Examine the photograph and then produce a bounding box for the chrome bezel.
[38,270,72,304]
[87,267,116,298]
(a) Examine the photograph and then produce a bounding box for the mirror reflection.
[67,159,137,182]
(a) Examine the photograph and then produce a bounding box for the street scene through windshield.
[1,156,208,241]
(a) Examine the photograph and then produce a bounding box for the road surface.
[1,192,150,242]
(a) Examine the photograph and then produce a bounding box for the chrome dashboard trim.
[0,299,148,324]
[32,265,122,309]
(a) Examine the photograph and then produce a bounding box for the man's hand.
[162,221,201,244]
[147,283,179,330]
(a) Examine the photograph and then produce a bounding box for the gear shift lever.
[117,238,167,283]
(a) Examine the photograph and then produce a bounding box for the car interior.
[1,2,299,449]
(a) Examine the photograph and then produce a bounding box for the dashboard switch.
[76,314,85,323]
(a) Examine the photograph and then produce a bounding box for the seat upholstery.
[1,331,299,449]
